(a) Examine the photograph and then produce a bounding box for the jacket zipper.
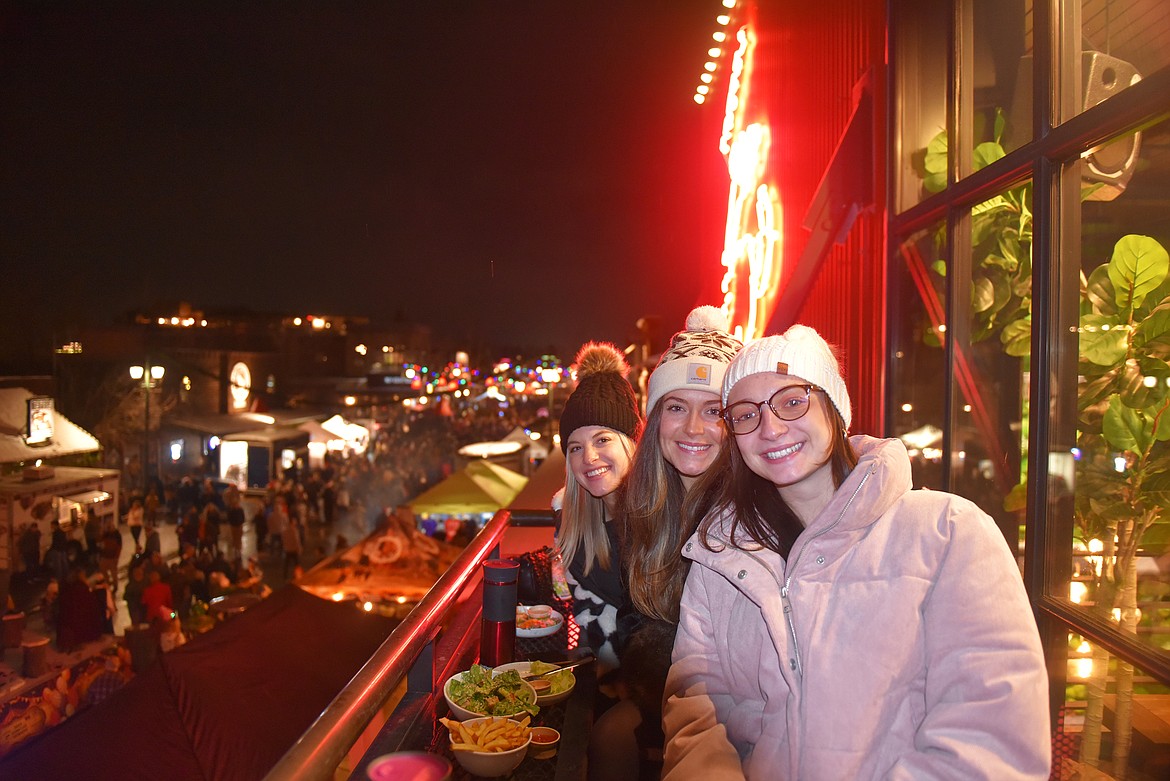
[780,463,876,677]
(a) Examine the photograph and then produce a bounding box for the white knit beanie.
[646,306,743,412]
[722,325,851,430]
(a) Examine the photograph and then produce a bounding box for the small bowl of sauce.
[528,726,560,760]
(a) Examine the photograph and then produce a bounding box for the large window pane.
[1074,0,1170,125]
[1057,640,1170,777]
[974,0,1034,154]
[893,0,948,212]
[953,184,1034,555]
[1052,119,1170,758]
[889,225,948,489]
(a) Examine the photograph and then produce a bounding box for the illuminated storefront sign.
[230,362,252,411]
[26,397,55,446]
[718,26,782,341]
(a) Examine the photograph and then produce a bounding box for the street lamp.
[540,367,560,437]
[130,362,165,491]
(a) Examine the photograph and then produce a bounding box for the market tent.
[0,585,396,781]
[466,461,527,504]
[409,461,528,517]
[0,388,101,464]
[507,449,565,513]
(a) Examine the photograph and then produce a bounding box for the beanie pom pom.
[574,342,629,380]
[782,324,822,344]
[685,305,730,334]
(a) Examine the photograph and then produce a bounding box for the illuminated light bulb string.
[696,12,782,341]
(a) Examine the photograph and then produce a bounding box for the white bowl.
[448,716,531,777]
[492,661,576,707]
[443,668,539,721]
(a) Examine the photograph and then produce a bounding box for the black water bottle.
[480,559,518,667]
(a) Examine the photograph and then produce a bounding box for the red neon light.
[717,26,782,340]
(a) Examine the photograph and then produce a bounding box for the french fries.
[440,715,532,753]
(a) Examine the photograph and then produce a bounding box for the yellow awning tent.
[408,461,528,517]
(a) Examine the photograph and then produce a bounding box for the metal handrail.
[264,509,515,781]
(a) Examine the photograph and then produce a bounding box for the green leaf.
[1004,481,1027,513]
[1109,234,1170,312]
[1002,317,1031,357]
[1134,303,1170,360]
[1080,314,1129,365]
[1084,264,1118,316]
[1079,370,1117,410]
[931,260,947,277]
[924,131,947,174]
[1151,399,1170,442]
[972,277,995,312]
[1103,395,1151,455]
[973,142,1006,171]
[1118,359,1159,409]
[972,194,1010,218]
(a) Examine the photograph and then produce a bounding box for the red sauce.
[530,728,559,744]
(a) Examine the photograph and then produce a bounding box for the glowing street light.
[130,362,165,490]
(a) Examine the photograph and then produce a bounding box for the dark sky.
[0,1,731,368]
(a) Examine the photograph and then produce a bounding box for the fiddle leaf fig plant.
[1074,233,1170,773]
[921,110,1034,354]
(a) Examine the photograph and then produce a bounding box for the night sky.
[0,1,733,369]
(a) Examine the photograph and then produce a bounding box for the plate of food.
[515,604,564,638]
[493,660,576,706]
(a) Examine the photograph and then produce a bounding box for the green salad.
[447,665,539,717]
[528,661,574,695]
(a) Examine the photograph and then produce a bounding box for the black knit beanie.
[559,342,644,453]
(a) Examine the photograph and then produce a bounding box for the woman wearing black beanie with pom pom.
[556,341,644,670]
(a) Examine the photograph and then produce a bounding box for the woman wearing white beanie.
[662,324,1051,780]
[587,305,742,780]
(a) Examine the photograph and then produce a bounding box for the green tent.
[409,461,528,516]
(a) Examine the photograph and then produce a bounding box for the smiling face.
[727,372,837,519]
[656,389,726,489]
[566,425,632,500]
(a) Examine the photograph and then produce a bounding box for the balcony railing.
[264,507,549,781]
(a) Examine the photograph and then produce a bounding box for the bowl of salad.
[493,660,576,706]
[443,664,540,721]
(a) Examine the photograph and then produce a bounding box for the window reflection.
[890,226,948,490]
[1057,637,1170,777]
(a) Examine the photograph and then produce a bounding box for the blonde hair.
[556,430,635,575]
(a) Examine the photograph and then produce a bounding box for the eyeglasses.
[722,384,817,435]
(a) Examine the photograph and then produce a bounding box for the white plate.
[516,607,564,638]
[493,661,576,706]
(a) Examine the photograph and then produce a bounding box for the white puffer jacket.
[662,436,1050,780]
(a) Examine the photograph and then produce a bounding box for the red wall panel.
[749,0,889,434]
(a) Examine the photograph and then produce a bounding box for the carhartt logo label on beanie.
[687,363,711,385]
[646,306,743,411]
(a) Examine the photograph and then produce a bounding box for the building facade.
[710,0,1170,775]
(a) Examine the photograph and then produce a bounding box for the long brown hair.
[688,391,858,558]
[618,399,718,623]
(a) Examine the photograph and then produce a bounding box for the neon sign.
[718,27,782,341]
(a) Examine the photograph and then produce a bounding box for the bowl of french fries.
[440,715,532,777]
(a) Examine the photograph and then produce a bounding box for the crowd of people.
[21,398,531,661]
[551,307,1053,781]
